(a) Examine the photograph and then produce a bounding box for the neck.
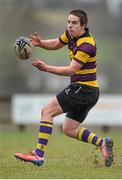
[74,29,86,38]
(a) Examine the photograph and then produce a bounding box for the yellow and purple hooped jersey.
[59,29,98,87]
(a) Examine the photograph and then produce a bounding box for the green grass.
[0,127,122,179]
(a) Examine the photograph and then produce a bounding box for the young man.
[15,10,113,167]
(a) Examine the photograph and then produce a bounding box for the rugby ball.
[14,37,32,60]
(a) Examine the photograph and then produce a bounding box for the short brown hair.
[69,9,88,27]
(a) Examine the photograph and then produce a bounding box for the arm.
[30,32,64,50]
[32,59,83,76]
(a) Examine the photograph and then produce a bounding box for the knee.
[63,125,79,138]
[41,106,50,117]
[41,106,55,118]
[63,126,72,137]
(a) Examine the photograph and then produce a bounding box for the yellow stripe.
[75,51,90,63]
[68,51,96,63]
[88,57,96,62]
[60,32,68,44]
[78,127,86,140]
[96,137,102,146]
[87,133,96,143]
[37,143,46,152]
[41,120,53,123]
[39,132,50,140]
[76,81,99,87]
[77,37,96,46]
[40,123,53,128]
[75,51,97,63]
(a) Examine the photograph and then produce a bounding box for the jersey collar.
[72,28,90,41]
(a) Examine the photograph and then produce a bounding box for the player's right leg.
[15,151,44,166]
[14,96,64,166]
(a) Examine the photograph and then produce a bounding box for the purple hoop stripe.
[83,61,96,69]
[73,58,85,65]
[38,138,48,145]
[82,130,91,142]
[35,149,44,157]
[77,43,96,57]
[66,30,71,39]
[71,73,96,82]
[39,126,52,134]
[92,136,98,145]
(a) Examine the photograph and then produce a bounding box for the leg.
[63,117,103,146]
[63,117,81,138]
[60,83,113,167]
[15,96,64,166]
[35,96,63,157]
[63,117,113,167]
[41,96,64,121]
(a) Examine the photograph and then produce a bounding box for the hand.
[29,32,42,46]
[32,59,47,71]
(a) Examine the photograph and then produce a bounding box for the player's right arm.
[30,32,64,50]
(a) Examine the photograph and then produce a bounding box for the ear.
[81,24,86,29]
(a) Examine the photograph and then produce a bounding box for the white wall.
[11,94,122,126]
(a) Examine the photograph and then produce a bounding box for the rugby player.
[15,9,113,167]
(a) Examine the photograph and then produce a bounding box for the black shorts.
[56,83,99,123]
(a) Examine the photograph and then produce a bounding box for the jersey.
[59,29,98,87]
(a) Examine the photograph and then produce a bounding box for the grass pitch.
[0,126,122,179]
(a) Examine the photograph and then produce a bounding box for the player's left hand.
[32,59,47,71]
[29,32,42,47]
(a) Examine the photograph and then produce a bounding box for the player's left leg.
[63,117,113,167]
[63,117,103,146]
[15,96,64,166]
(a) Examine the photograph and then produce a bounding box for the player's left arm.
[32,58,83,76]
[30,32,64,50]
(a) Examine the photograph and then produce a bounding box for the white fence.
[11,94,122,126]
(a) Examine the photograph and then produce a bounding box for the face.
[67,14,85,37]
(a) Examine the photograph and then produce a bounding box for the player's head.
[69,9,88,28]
[67,9,88,37]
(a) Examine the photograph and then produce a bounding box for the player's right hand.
[29,32,42,47]
[32,58,47,72]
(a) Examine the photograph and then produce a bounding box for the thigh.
[44,96,64,117]
[63,117,81,129]
[63,117,81,138]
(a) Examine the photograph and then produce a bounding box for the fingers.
[29,32,40,39]
[29,32,41,46]
[29,35,33,39]
[29,35,34,45]
[32,59,40,67]
[32,58,42,65]
[32,58,46,71]
[34,32,39,37]
[32,58,39,64]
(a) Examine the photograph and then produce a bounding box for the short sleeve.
[59,31,68,45]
